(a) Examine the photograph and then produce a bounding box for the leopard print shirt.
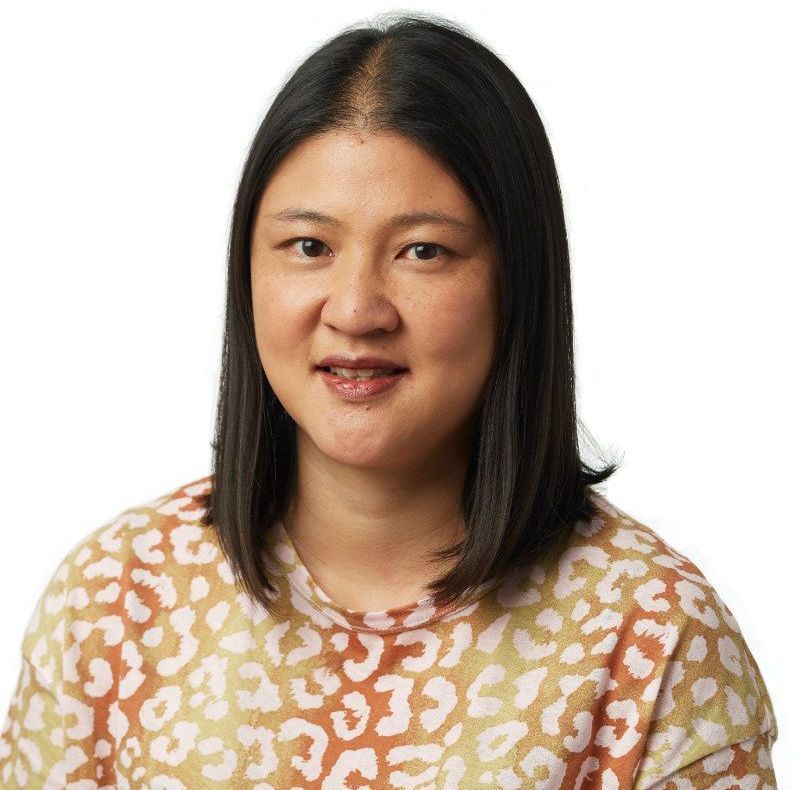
[0,476,779,788]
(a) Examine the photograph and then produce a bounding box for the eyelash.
[281,237,451,262]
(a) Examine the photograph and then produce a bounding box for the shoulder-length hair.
[198,11,620,617]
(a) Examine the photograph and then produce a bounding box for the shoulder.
[50,473,218,588]
[557,491,778,786]
[559,491,762,629]
[19,474,227,675]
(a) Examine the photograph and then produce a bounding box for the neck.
[281,428,471,611]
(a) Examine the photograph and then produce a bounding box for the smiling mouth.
[317,366,405,379]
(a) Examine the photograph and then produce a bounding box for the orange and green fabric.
[0,476,778,788]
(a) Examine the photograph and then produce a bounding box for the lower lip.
[317,368,408,401]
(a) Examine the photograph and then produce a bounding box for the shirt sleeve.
[642,730,777,789]
[0,552,73,788]
[631,563,779,789]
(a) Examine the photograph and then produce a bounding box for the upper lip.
[317,354,408,370]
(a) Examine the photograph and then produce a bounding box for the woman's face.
[250,129,500,472]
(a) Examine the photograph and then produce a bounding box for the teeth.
[328,367,396,380]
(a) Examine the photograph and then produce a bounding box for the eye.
[284,237,331,258]
[401,242,449,262]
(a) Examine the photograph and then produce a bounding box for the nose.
[320,251,400,335]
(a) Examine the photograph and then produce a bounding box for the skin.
[249,129,500,612]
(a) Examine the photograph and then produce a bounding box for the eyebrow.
[265,207,474,232]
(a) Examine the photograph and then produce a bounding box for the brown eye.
[404,243,447,261]
[287,238,330,258]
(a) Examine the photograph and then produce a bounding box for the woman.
[1,13,778,789]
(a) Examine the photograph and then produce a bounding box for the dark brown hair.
[198,11,621,617]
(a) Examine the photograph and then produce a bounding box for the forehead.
[256,130,482,228]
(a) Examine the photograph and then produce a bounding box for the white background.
[1,1,797,784]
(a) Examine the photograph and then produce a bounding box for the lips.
[316,354,408,371]
[317,366,407,401]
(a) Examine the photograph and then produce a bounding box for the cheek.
[251,278,308,370]
[416,287,497,370]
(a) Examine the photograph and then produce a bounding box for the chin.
[312,432,414,470]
